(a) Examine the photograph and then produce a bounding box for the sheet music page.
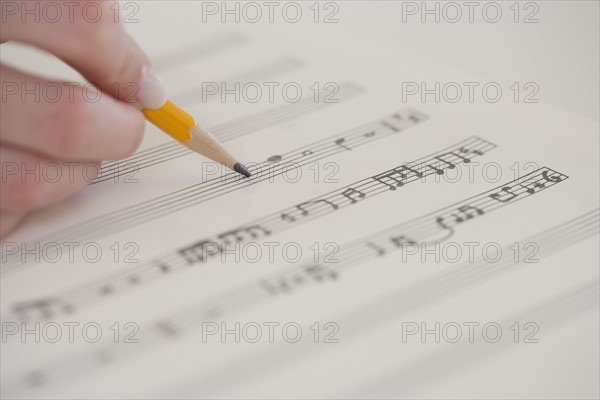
[1,2,598,398]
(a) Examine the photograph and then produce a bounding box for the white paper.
[1,3,598,398]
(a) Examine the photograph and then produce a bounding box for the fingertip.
[137,65,168,110]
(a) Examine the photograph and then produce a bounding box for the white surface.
[1,1,599,398]
[340,1,599,122]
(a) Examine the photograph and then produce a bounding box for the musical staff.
[166,209,600,398]
[7,136,492,320]
[350,281,599,397]
[94,82,364,183]
[153,32,247,72]
[172,56,303,105]
[2,107,425,273]
[5,171,585,395]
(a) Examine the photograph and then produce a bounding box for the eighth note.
[334,138,351,151]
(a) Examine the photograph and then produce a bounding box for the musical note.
[490,169,566,203]
[259,264,337,296]
[364,131,376,138]
[341,188,367,204]
[399,164,424,179]
[406,110,426,123]
[259,278,292,295]
[408,114,422,123]
[390,235,417,248]
[427,152,471,175]
[179,240,219,264]
[334,138,351,151]
[303,264,338,281]
[157,262,171,273]
[435,216,450,230]
[449,205,484,223]
[372,167,409,190]
[267,155,282,162]
[520,180,547,194]
[460,146,484,156]
[217,225,271,245]
[302,150,314,156]
[366,242,386,256]
[519,169,566,193]
[436,207,482,230]
[100,285,114,295]
[280,200,339,222]
[156,320,179,337]
[489,186,519,203]
[381,119,400,132]
[13,298,74,320]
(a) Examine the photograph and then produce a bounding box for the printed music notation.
[4,167,577,393]
[2,107,426,272]
[8,136,494,321]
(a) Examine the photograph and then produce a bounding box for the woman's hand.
[0,0,167,237]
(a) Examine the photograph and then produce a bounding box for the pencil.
[142,100,251,178]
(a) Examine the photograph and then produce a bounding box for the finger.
[0,65,145,160]
[0,145,100,212]
[1,1,167,109]
[0,211,26,238]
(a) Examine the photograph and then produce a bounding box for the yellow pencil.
[142,100,251,177]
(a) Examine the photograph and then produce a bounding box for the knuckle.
[73,6,117,51]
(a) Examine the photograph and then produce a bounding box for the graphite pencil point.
[234,162,251,178]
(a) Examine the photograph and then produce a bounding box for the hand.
[0,0,167,238]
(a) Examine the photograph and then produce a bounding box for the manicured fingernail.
[137,65,167,109]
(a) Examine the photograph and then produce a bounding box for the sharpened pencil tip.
[234,162,251,178]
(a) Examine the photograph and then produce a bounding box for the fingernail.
[137,65,167,109]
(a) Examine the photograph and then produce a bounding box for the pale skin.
[0,1,167,238]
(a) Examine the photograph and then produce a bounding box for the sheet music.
[1,3,598,398]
